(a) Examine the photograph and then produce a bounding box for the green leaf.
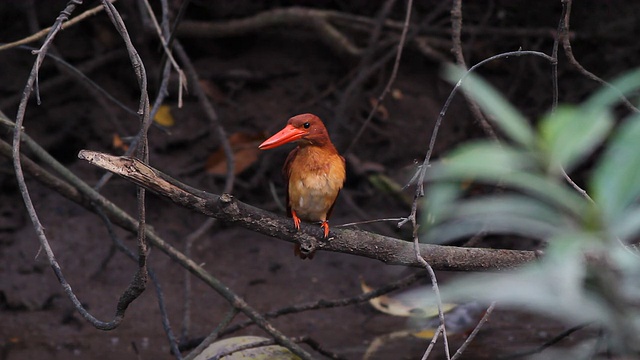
[539,105,614,173]
[424,194,568,243]
[451,195,568,226]
[361,280,457,318]
[425,213,561,244]
[444,65,535,148]
[423,182,461,227]
[428,143,588,220]
[614,206,640,242]
[499,173,589,220]
[583,68,640,113]
[429,141,536,179]
[591,114,640,224]
[428,233,612,325]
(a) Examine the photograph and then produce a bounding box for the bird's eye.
[303,122,310,129]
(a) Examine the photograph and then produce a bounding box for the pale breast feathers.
[287,149,345,221]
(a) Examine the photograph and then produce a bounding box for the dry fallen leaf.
[391,88,403,100]
[199,79,228,103]
[112,133,129,152]
[206,132,268,176]
[153,104,175,127]
[369,97,389,120]
[361,278,456,318]
[411,329,437,339]
[410,301,488,338]
[362,279,487,344]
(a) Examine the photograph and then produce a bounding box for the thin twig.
[93,1,175,191]
[77,149,538,271]
[551,2,594,204]
[498,323,590,359]
[421,325,444,360]
[414,231,451,360]
[102,0,153,327]
[0,0,117,52]
[173,40,235,195]
[96,208,182,360]
[182,308,239,360]
[0,47,126,110]
[140,0,187,107]
[181,217,218,342]
[1,109,536,274]
[175,8,564,57]
[450,0,497,140]
[450,302,496,360]
[562,168,593,203]
[559,0,639,114]
[2,117,312,359]
[550,4,561,113]
[400,49,555,230]
[333,1,451,140]
[210,339,274,360]
[298,336,348,360]
[11,0,129,330]
[212,271,428,339]
[176,7,363,58]
[336,217,407,228]
[346,0,414,154]
[333,0,398,135]
[405,51,554,358]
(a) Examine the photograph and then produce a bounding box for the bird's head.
[259,113,331,149]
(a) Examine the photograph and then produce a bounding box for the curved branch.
[559,0,639,113]
[11,0,129,332]
[78,150,536,271]
[176,7,362,59]
[0,124,312,359]
[0,0,117,52]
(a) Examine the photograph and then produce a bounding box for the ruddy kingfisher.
[259,114,346,258]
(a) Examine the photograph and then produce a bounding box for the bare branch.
[346,0,413,154]
[210,271,428,339]
[0,0,117,52]
[498,323,590,359]
[450,302,496,360]
[10,0,138,331]
[173,40,235,194]
[559,0,639,114]
[176,7,362,59]
[183,308,239,360]
[0,116,312,359]
[450,0,497,140]
[174,7,565,61]
[78,150,537,271]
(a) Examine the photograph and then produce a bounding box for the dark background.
[0,1,637,359]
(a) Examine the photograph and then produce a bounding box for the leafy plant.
[421,66,640,356]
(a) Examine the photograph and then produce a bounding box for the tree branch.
[78,150,536,271]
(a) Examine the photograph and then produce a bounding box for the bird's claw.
[292,210,301,230]
[321,221,330,238]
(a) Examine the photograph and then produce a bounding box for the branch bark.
[78,150,536,271]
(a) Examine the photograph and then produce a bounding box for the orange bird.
[259,114,346,257]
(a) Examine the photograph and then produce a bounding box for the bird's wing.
[282,147,300,217]
[326,154,346,220]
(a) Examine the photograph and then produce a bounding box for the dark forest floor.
[1,1,638,359]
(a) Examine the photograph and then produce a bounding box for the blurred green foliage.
[421,67,640,356]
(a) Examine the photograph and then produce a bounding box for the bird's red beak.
[259,124,307,150]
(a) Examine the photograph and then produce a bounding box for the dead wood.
[79,150,536,271]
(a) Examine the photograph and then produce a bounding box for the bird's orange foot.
[291,210,301,231]
[320,220,330,238]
